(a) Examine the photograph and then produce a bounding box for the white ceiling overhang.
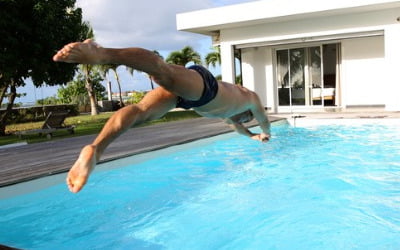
[177,0,400,36]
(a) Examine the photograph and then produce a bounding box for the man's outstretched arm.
[225,116,269,142]
[249,93,271,137]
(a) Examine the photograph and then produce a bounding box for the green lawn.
[1,110,201,146]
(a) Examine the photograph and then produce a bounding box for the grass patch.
[1,110,201,146]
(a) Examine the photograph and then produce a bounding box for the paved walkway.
[1,110,399,187]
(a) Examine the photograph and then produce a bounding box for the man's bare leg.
[53,39,204,100]
[66,88,177,193]
[54,40,207,192]
[67,145,97,193]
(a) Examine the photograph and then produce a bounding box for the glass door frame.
[275,45,324,108]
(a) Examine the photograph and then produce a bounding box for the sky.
[17,0,259,104]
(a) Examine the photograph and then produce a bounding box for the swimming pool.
[1,119,400,249]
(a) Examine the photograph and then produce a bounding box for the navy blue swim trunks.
[176,65,219,109]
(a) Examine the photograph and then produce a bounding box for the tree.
[77,27,104,115]
[36,96,60,105]
[234,48,243,85]
[205,46,243,85]
[0,0,88,135]
[146,50,163,90]
[58,70,105,107]
[126,50,163,91]
[127,91,146,104]
[166,46,201,66]
[79,64,106,115]
[99,64,124,107]
[205,46,221,68]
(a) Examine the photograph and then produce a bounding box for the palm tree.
[99,64,124,107]
[166,46,201,66]
[127,50,164,90]
[125,65,135,84]
[234,48,243,85]
[205,46,243,85]
[80,27,102,115]
[81,64,100,115]
[147,50,163,89]
[205,46,221,68]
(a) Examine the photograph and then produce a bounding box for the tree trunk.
[83,65,99,116]
[113,70,124,107]
[85,77,99,116]
[149,76,155,90]
[0,80,17,136]
[0,84,9,107]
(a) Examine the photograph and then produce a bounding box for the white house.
[176,0,400,113]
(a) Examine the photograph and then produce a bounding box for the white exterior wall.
[220,43,235,84]
[341,36,385,107]
[217,7,400,111]
[221,43,274,109]
[384,25,400,110]
[241,47,273,108]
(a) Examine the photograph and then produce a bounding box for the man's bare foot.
[53,39,104,64]
[67,144,98,193]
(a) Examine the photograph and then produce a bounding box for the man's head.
[231,110,254,123]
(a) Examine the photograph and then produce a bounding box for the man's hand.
[251,133,270,142]
[66,145,97,193]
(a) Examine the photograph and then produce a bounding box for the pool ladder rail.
[291,114,306,127]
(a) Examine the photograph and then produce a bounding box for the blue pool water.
[1,120,400,249]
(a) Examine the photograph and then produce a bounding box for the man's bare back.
[54,40,271,193]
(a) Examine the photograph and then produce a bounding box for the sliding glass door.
[276,44,338,107]
[277,48,305,105]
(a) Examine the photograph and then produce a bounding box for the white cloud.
[72,0,226,94]
[75,0,258,51]
[76,0,213,51]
